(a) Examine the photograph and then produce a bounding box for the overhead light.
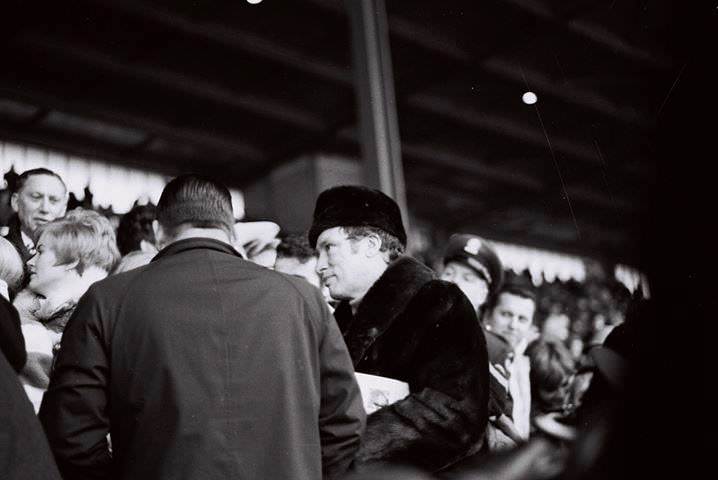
[247,0,263,4]
[522,91,538,105]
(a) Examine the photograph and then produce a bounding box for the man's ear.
[152,220,165,248]
[139,239,158,254]
[228,224,237,245]
[364,233,382,258]
[0,279,9,302]
[63,259,80,272]
[58,198,68,217]
[10,192,19,213]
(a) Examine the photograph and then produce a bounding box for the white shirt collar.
[21,230,35,252]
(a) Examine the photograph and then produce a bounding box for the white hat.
[232,221,281,264]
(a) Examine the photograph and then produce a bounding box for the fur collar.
[14,289,76,333]
[336,256,436,364]
[36,299,77,334]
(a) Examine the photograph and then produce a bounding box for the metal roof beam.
[401,142,544,192]
[481,58,653,128]
[16,34,326,133]
[499,0,671,68]
[0,119,255,188]
[0,119,186,179]
[408,94,600,166]
[87,0,352,85]
[308,0,661,127]
[0,85,264,162]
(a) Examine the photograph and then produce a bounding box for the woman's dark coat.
[334,256,490,472]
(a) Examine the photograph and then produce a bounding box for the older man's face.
[11,174,67,238]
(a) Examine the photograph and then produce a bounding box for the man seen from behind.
[40,175,365,480]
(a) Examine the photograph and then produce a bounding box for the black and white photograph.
[0,1,707,479]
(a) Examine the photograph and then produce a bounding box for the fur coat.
[334,256,489,472]
[15,289,76,412]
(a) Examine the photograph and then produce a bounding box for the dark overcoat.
[0,295,26,372]
[3,214,33,263]
[333,256,490,472]
[40,238,365,480]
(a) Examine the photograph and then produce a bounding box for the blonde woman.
[17,208,119,411]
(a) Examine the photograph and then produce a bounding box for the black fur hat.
[308,185,407,248]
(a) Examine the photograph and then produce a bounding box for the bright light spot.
[522,91,538,105]
[247,0,262,4]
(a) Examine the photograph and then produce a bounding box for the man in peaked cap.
[440,234,524,449]
[309,185,490,474]
[440,233,504,315]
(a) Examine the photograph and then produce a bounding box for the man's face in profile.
[315,227,374,302]
[11,174,67,239]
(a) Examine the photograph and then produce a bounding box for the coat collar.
[4,215,32,259]
[336,256,436,364]
[152,237,243,262]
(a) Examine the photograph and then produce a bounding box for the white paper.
[355,372,409,414]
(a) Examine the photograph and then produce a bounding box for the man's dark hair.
[276,233,316,263]
[484,277,537,313]
[116,204,157,255]
[15,168,67,193]
[343,226,405,262]
[156,175,234,237]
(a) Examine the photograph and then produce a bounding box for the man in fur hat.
[309,185,490,473]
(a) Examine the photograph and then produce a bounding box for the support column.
[243,154,361,232]
[346,0,409,230]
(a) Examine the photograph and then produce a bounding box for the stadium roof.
[0,0,690,264]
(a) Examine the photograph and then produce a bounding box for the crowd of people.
[0,167,644,480]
